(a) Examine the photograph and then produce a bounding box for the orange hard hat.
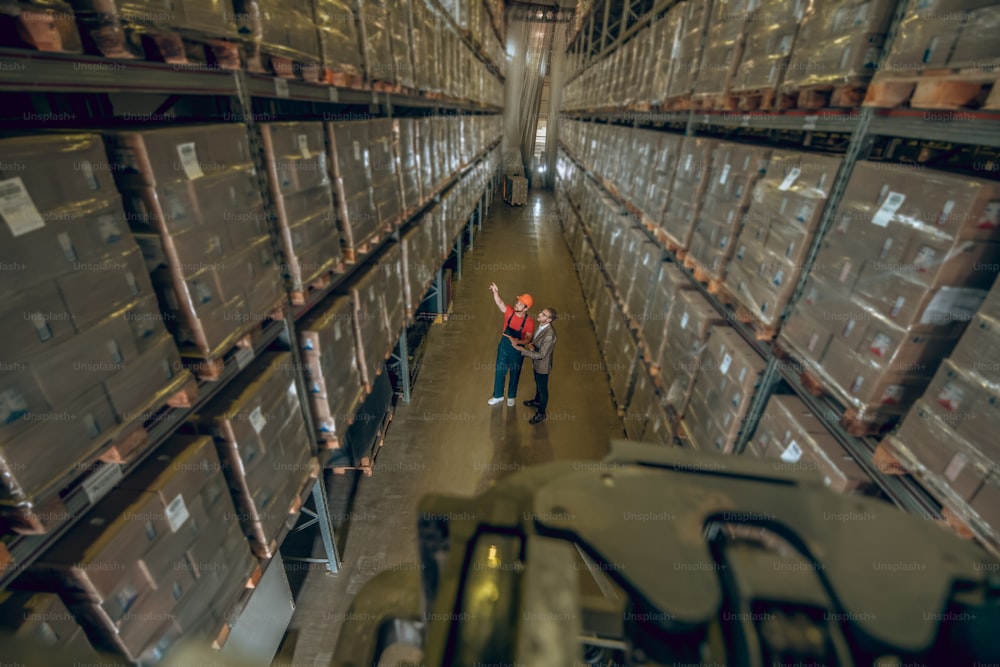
[517,293,534,309]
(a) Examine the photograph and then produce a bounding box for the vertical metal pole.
[397,333,411,404]
[436,267,444,314]
[311,477,341,574]
[468,214,475,252]
[455,235,463,281]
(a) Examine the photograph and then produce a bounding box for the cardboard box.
[659,289,727,414]
[103,334,184,422]
[950,311,1000,387]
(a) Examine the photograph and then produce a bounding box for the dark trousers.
[493,341,524,398]
[532,370,550,413]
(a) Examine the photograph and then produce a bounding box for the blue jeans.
[492,339,524,399]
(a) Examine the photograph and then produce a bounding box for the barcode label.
[165,494,190,533]
[176,143,204,179]
[353,140,362,162]
[298,134,311,159]
[778,167,801,192]
[720,353,733,375]
[872,191,905,227]
[0,178,46,237]
[720,163,731,185]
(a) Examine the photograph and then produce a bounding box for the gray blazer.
[519,324,556,374]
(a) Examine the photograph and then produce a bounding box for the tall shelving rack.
[555,0,1000,538]
[0,3,507,650]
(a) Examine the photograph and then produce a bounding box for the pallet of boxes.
[504,170,528,206]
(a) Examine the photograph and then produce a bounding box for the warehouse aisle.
[286,190,624,664]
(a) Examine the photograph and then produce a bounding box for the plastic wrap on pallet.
[369,119,403,230]
[659,289,727,417]
[641,263,696,373]
[350,263,392,389]
[693,0,752,96]
[357,0,393,83]
[259,122,341,294]
[0,134,189,510]
[21,435,254,664]
[194,352,313,556]
[298,293,366,444]
[655,2,685,102]
[624,370,656,440]
[662,136,718,249]
[730,0,805,94]
[751,394,874,493]
[326,119,379,253]
[779,161,1000,426]
[683,326,767,452]
[667,0,710,99]
[397,118,422,213]
[387,0,415,89]
[781,0,895,92]
[104,124,284,359]
[687,140,772,284]
[881,0,1000,72]
[605,304,639,412]
[1,0,82,52]
[377,241,406,338]
[314,0,363,77]
[725,150,843,328]
[235,0,321,67]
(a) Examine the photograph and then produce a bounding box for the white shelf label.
[944,453,967,482]
[781,440,803,463]
[249,405,267,433]
[235,347,255,370]
[872,191,905,227]
[0,178,46,237]
[176,143,204,179]
[297,134,311,159]
[328,86,340,103]
[740,115,751,128]
[165,494,190,533]
[680,311,690,330]
[778,167,801,192]
[274,78,290,98]
[803,115,818,131]
[720,163,731,185]
[83,463,123,505]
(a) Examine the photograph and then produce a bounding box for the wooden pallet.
[691,94,737,112]
[682,255,723,294]
[864,68,999,111]
[142,32,242,70]
[250,458,320,558]
[715,285,780,341]
[775,80,869,110]
[661,96,692,111]
[653,227,686,257]
[730,87,778,112]
[797,366,897,437]
[183,301,284,381]
[321,67,363,88]
[0,4,82,52]
[289,261,347,306]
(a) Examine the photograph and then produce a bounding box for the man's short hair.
[546,308,558,321]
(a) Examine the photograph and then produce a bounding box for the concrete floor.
[284,190,624,665]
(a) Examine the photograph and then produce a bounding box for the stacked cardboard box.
[106,124,284,361]
[780,0,895,100]
[660,289,728,416]
[368,119,403,231]
[21,435,255,664]
[750,395,874,493]
[506,175,528,206]
[356,0,395,82]
[692,0,751,97]
[259,122,341,297]
[730,0,805,96]
[195,352,314,558]
[641,263,697,372]
[605,303,639,414]
[348,263,392,391]
[667,1,710,99]
[687,141,770,280]
[683,327,767,452]
[68,0,237,61]
[625,237,663,325]
[878,0,1000,75]
[780,162,1000,428]
[388,0,416,89]
[298,293,366,447]
[400,222,434,319]
[725,150,843,328]
[378,242,406,340]
[624,369,657,441]
[0,0,83,53]
[237,0,322,75]
[326,120,379,256]
[662,136,716,249]
[396,119,423,214]
[0,592,100,660]
[313,0,363,78]
[0,134,188,520]
[886,283,1000,536]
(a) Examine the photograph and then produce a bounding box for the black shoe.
[529,412,547,424]
[523,400,540,408]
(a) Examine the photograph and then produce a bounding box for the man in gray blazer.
[510,307,557,424]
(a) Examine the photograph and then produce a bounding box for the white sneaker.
[488,397,503,406]
[507,398,515,407]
